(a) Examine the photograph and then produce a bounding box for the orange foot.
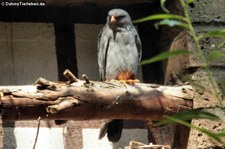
[124,79,140,84]
[109,79,140,85]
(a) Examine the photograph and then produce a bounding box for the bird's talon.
[134,79,140,83]
[109,79,140,84]
[125,79,140,84]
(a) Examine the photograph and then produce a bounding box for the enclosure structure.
[0,0,225,148]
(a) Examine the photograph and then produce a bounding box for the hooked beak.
[110,16,117,23]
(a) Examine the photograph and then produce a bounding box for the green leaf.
[187,0,197,4]
[156,116,225,144]
[208,50,225,62]
[197,129,223,144]
[192,124,224,145]
[154,19,190,29]
[199,30,225,39]
[216,130,225,137]
[160,0,170,13]
[139,50,192,65]
[133,14,188,24]
[155,109,220,126]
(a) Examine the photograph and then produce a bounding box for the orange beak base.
[110,16,117,23]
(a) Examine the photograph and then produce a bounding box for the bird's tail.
[99,119,123,142]
[55,120,67,125]
[98,121,109,140]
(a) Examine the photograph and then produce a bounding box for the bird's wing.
[134,29,142,62]
[97,25,111,81]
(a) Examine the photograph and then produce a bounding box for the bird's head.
[107,9,132,28]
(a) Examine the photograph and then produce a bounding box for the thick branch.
[0,78,193,121]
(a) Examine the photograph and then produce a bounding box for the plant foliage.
[135,0,225,145]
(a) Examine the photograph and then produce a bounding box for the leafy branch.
[134,0,225,145]
[179,0,224,105]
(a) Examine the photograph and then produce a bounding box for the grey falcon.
[97,8,142,142]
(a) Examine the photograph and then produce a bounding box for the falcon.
[97,9,142,142]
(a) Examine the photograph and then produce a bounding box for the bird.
[97,8,142,142]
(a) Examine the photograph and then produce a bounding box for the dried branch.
[63,69,78,83]
[0,76,193,122]
[82,74,90,84]
[127,141,170,149]
[33,117,41,149]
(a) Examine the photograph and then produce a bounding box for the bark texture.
[0,77,193,122]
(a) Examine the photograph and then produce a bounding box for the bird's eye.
[109,15,126,23]
[117,16,125,20]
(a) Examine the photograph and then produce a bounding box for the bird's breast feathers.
[98,21,140,81]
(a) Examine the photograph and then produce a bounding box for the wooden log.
[0,77,193,121]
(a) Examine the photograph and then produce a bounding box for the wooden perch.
[0,75,193,122]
